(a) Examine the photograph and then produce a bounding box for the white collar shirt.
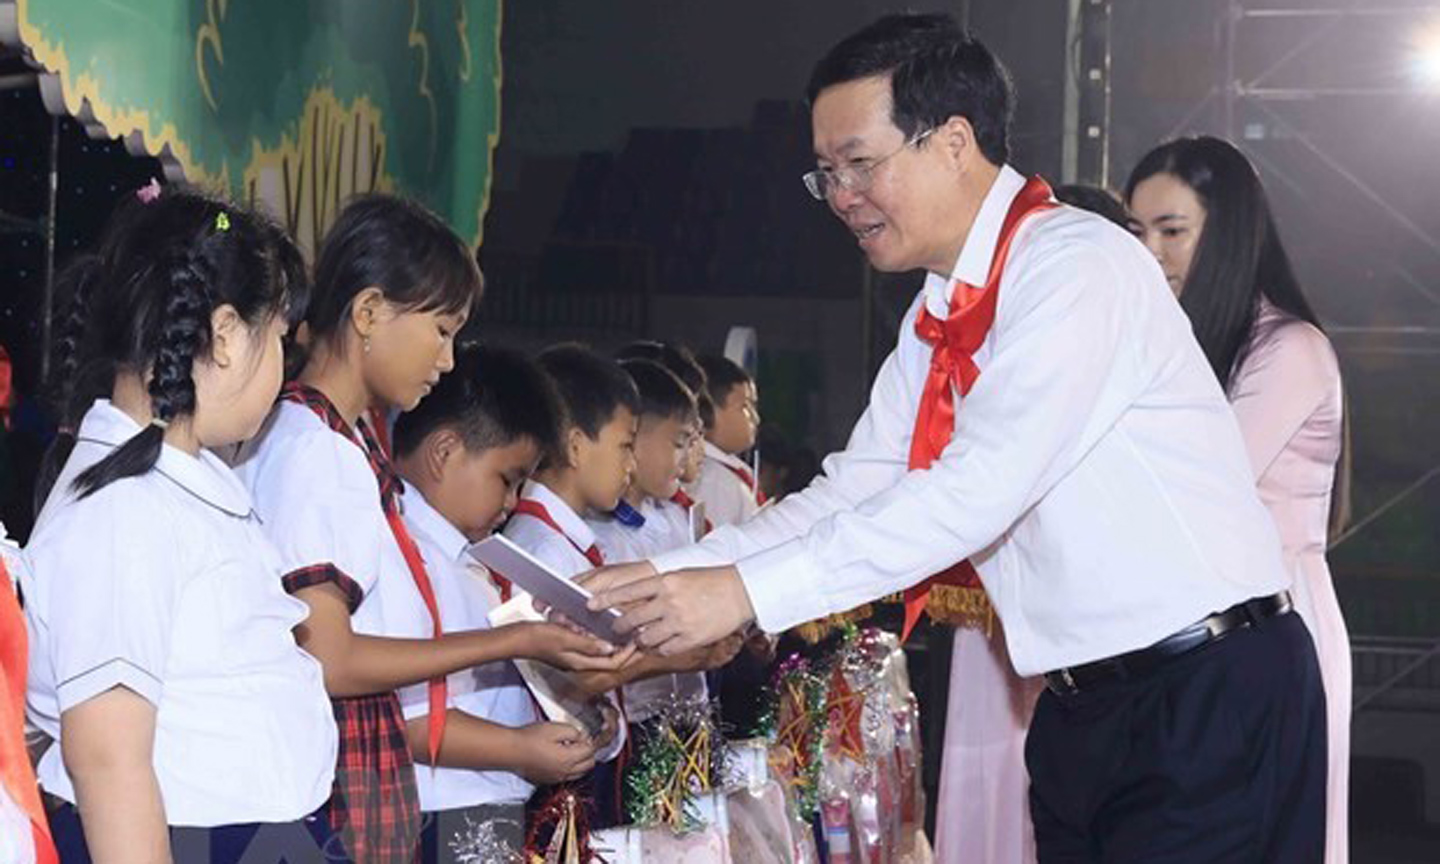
[23,400,336,825]
[398,488,537,810]
[233,401,433,642]
[503,481,601,577]
[685,442,759,528]
[651,165,1288,676]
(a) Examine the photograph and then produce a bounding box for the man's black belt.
[1043,591,1292,697]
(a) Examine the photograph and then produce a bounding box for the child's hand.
[520,622,636,672]
[513,722,598,785]
[591,700,621,753]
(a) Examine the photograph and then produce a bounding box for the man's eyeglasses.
[801,128,935,201]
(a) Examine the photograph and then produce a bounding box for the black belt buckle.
[1042,591,1291,698]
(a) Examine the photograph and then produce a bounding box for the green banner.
[8,0,502,250]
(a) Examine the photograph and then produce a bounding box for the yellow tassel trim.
[925,584,994,634]
[792,605,874,644]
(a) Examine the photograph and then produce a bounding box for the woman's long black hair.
[1126,136,1350,534]
[1126,135,1322,389]
[37,188,308,503]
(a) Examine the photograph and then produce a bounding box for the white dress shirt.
[24,401,336,826]
[651,165,1289,677]
[398,488,538,811]
[686,442,760,527]
[587,499,676,567]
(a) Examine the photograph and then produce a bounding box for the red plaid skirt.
[328,692,421,863]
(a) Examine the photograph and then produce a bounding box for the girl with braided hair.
[21,187,339,861]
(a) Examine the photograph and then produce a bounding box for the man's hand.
[587,565,757,655]
[574,560,658,595]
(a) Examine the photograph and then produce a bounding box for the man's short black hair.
[393,343,562,459]
[806,12,1013,165]
[537,343,641,444]
[621,358,696,424]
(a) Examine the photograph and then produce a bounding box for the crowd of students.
[0,188,779,863]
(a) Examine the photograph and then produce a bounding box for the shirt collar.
[703,440,751,472]
[520,479,598,550]
[75,399,254,518]
[611,499,647,529]
[279,382,403,512]
[400,485,470,563]
[923,164,1027,317]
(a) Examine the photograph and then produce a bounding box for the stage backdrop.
[2,0,502,250]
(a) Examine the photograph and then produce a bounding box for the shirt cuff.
[735,540,828,634]
[56,658,164,712]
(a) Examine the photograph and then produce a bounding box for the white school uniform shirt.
[23,400,336,826]
[653,497,700,548]
[233,400,434,644]
[652,165,1290,678]
[502,480,625,760]
[397,488,538,811]
[587,500,708,723]
[686,442,760,527]
[587,499,669,564]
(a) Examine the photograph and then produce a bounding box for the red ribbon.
[722,462,768,506]
[901,176,1058,641]
[511,500,605,568]
[383,511,450,768]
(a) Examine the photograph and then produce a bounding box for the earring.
[363,336,371,354]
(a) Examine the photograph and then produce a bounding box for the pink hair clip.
[135,177,162,204]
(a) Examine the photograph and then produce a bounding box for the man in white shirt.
[588,13,1326,861]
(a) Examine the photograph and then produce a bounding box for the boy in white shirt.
[502,344,640,828]
[392,345,606,862]
[688,355,762,527]
[586,360,741,735]
[614,342,714,541]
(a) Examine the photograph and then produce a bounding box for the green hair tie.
[214,211,230,232]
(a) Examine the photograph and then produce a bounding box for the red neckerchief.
[511,499,605,568]
[279,383,449,765]
[901,177,1059,641]
[721,462,768,506]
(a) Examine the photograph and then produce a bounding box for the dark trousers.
[1025,611,1327,863]
[50,802,343,863]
